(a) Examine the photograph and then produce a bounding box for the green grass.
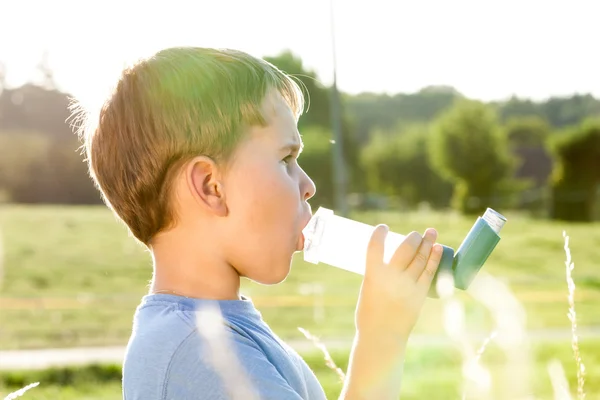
[2,340,600,399]
[0,203,598,398]
[1,382,123,400]
[1,205,599,350]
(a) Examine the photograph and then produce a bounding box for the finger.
[418,243,443,287]
[406,228,438,280]
[365,224,388,275]
[387,231,423,272]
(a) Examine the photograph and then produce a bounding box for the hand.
[354,225,443,340]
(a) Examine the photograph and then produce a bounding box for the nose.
[300,168,316,201]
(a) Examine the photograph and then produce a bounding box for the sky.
[1,0,599,107]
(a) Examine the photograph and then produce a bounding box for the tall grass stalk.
[461,331,497,400]
[3,382,39,400]
[436,271,499,399]
[563,231,586,399]
[468,272,533,398]
[195,304,259,400]
[547,359,572,400]
[298,327,346,382]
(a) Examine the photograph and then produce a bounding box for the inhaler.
[302,207,507,298]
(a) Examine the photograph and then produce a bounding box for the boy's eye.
[281,155,294,165]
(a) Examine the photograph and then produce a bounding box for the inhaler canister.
[452,208,506,290]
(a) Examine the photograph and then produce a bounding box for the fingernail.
[425,228,437,240]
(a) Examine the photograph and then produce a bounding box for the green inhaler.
[302,207,506,298]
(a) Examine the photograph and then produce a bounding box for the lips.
[298,208,313,251]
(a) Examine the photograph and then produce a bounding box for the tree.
[497,96,544,123]
[428,99,521,215]
[549,118,600,222]
[503,116,553,213]
[0,132,50,201]
[361,124,453,208]
[541,95,600,128]
[497,94,600,128]
[0,131,99,204]
[345,86,462,146]
[504,115,550,148]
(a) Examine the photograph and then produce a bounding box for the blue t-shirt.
[122,293,327,400]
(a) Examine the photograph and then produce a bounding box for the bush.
[428,99,525,214]
[548,118,600,222]
[361,124,453,208]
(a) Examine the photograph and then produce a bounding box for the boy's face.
[221,90,316,284]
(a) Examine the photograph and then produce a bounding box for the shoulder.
[122,296,311,400]
[163,321,308,400]
[122,299,199,399]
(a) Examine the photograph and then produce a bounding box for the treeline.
[0,84,99,204]
[0,51,599,221]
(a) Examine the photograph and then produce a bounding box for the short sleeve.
[163,328,307,400]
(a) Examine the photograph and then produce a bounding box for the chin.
[253,260,292,285]
[260,275,288,285]
[264,266,292,285]
[244,243,297,285]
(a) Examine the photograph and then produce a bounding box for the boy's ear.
[186,156,228,217]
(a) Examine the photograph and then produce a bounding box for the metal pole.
[329,0,348,217]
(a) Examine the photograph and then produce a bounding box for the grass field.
[0,204,599,398]
[1,204,599,350]
[2,340,600,399]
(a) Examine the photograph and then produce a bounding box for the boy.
[78,47,442,399]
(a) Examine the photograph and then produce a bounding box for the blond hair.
[74,47,304,245]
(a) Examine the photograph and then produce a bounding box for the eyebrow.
[281,140,304,155]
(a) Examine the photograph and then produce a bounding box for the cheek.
[226,162,298,270]
[233,162,295,218]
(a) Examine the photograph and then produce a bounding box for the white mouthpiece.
[303,207,406,274]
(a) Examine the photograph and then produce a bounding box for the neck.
[148,230,241,300]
